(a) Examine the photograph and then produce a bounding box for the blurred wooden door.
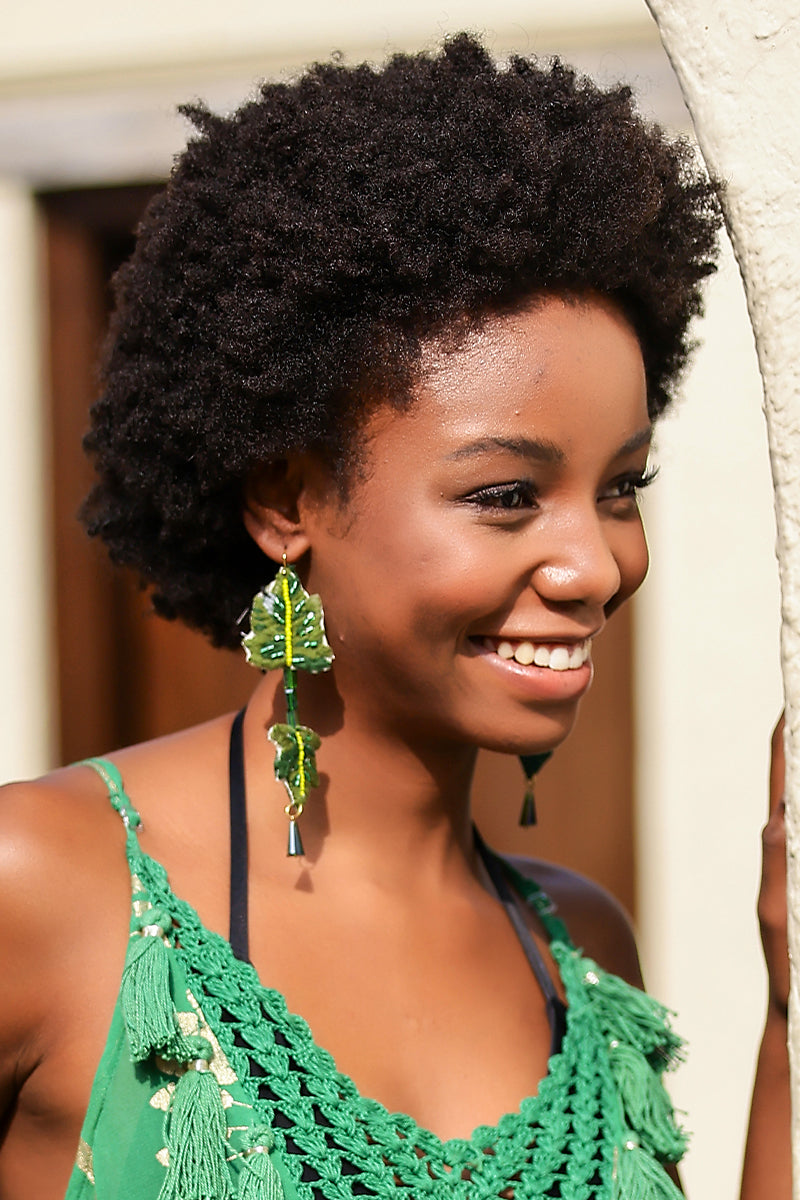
[40,185,255,762]
[40,184,636,914]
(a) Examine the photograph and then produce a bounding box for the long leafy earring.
[519,752,552,827]
[242,556,334,856]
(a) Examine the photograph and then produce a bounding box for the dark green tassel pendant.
[519,752,552,827]
[287,818,304,858]
[519,785,537,828]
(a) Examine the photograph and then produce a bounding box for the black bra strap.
[474,828,567,1056]
[229,708,250,962]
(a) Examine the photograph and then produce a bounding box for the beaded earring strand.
[242,556,334,856]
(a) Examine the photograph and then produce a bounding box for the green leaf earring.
[242,556,334,856]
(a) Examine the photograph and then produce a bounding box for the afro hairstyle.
[83,32,721,647]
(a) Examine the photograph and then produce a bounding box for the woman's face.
[301,294,651,755]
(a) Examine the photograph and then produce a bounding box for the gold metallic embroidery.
[175,1009,201,1036]
[75,1138,95,1184]
[184,991,239,1085]
[153,999,239,1084]
[131,874,152,918]
[149,1084,175,1111]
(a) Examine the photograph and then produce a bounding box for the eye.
[462,480,539,511]
[600,466,659,502]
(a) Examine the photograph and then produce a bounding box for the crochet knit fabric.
[70,759,687,1200]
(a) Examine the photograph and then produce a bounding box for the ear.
[242,457,312,563]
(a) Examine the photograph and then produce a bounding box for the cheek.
[318,540,489,668]
[324,501,489,628]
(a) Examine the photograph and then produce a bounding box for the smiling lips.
[482,636,592,671]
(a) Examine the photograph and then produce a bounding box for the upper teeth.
[492,638,591,670]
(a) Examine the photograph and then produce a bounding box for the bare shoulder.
[0,766,133,1102]
[0,711,233,925]
[0,717,234,1190]
[0,763,135,972]
[507,854,645,989]
[0,766,128,938]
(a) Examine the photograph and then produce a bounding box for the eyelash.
[463,467,659,511]
[465,481,539,510]
[603,466,660,500]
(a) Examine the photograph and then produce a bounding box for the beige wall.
[0,4,782,1196]
[0,182,52,779]
[636,234,783,1194]
[1,1,652,79]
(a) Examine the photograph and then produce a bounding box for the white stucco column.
[0,179,54,780]
[643,1,800,1190]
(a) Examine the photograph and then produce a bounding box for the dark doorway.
[40,184,254,764]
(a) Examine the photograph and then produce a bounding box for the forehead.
[364,295,649,456]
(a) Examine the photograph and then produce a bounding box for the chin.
[472,706,581,757]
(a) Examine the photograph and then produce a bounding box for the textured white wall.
[644,3,800,1190]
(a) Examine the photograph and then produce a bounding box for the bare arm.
[740,716,791,1200]
[0,775,132,1200]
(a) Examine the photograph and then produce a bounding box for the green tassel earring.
[519,752,552,827]
[242,556,334,857]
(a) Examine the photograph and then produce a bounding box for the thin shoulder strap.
[82,756,143,833]
[474,830,560,1002]
[228,709,250,962]
[474,830,568,1055]
[482,836,574,948]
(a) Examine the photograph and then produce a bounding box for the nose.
[531,510,622,611]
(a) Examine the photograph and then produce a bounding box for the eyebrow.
[615,427,653,456]
[445,436,565,464]
[445,427,652,464]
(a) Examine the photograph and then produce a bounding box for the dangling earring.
[518,752,552,827]
[242,555,334,856]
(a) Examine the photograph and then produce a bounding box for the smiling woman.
[272,298,651,760]
[0,32,787,1200]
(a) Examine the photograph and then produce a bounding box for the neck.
[244,670,480,888]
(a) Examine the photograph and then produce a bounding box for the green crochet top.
[66,759,687,1200]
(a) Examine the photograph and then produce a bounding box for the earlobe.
[242,459,312,563]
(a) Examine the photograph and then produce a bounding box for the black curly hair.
[83,33,721,648]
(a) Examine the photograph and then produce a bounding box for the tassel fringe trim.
[159,1055,233,1200]
[612,1139,684,1199]
[121,900,682,1200]
[121,904,284,1199]
[552,940,688,1194]
[237,1128,285,1200]
[122,909,179,1062]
